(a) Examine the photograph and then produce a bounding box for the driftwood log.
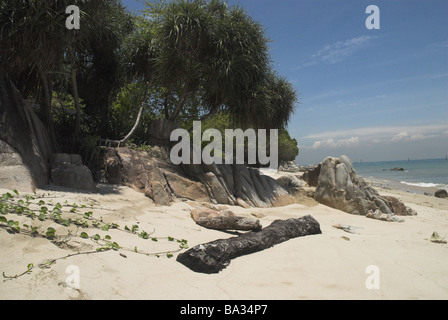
[176,215,321,274]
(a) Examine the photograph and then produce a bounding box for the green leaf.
[166,252,173,258]
[80,232,89,239]
[13,190,19,196]
[104,235,111,240]
[83,212,93,219]
[46,227,56,239]
[0,216,7,223]
[93,234,101,241]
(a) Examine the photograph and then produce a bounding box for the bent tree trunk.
[177,215,322,274]
[119,87,148,146]
[119,102,144,146]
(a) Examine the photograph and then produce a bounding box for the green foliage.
[0,190,189,280]
[278,128,299,162]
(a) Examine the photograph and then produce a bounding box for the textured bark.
[177,215,322,274]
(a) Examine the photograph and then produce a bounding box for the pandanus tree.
[0,0,132,138]
[128,0,297,134]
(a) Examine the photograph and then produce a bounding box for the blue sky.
[122,0,448,164]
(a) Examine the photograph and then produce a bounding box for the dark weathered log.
[176,215,321,274]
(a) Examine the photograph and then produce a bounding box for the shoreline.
[364,176,444,196]
[0,174,447,300]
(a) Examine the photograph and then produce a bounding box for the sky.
[122,0,448,165]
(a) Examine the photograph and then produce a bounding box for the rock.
[251,212,266,219]
[390,167,405,171]
[382,196,417,216]
[235,197,251,209]
[183,162,295,208]
[332,224,358,234]
[430,232,447,244]
[103,147,173,205]
[314,155,415,216]
[434,189,448,199]
[101,147,296,208]
[0,73,52,192]
[176,215,322,274]
[276,175,307,193]
[0,140,35,193]
[164,171,209,202]
[300,164,321,187]
[278,160,301,172]
[366,209,404,223]
[51,153,95,192]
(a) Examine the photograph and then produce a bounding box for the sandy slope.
[0,180,447,300]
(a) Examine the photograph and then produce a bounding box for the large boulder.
[164,171,209,202]
[0,140,35,193]
[0,73,52,192]
[314,155,415,216]
[104,148,173,206]
[101,147,296,208]
[50,153,95,192]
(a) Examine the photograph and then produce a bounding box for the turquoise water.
[353,158,448,190]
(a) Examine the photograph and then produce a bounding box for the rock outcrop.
[50,154,95,192]
[0,140,35,193]
[0,73,52,192]
[102,147,296,208]
[314,155,416,217]
[176,215,322,274]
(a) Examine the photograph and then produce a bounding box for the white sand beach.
[0,178,447,300]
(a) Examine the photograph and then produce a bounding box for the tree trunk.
[169,85,189,121]
[177,215,322,274]
[38,66,52,128]
[69,48,81,136]
[119,87,148,146]
[119,103,144,146]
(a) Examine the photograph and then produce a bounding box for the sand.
[0,177,447,300]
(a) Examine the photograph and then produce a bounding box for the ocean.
[353,158,448,192]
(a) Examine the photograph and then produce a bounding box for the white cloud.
[313,35,375,64]
[303,124,448,142]
[293,35,377,70]
[391,131,408,142]
[391,132,437,142]
[311,137,359,149]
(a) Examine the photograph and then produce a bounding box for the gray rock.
[430,231,447,244]
[434,189,448,199]
[366,209,404,223]
[0,73,52,192]
[51,153,95,192]
[177,215,322,274]
[164,171,209,202]
[276,175,307,193]
[314,155,415,216]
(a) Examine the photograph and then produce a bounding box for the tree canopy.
[0,0,299,164]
